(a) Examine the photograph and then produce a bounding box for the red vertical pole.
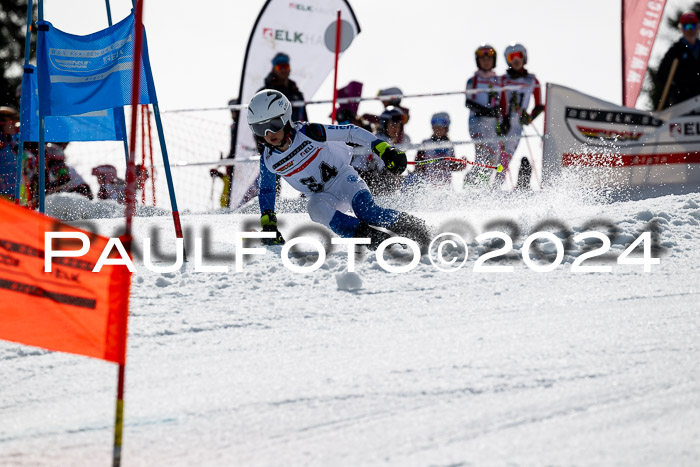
[330,10,341,123]
[621,0,626,106]
[146,107,156,206]
[140,105,146,205]
[113,1,144,466]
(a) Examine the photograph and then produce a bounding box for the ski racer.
[465,44,501,186]
[247,89,431,250]
[498,43,544,185]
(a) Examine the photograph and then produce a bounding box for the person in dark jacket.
[656,11,700,108]
[259,53,308,122]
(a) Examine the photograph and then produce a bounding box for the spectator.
[259,53,308,122]
[464,44,501,187]
[376,106,410,145]
[404,112,466,190]
[41,143,93,199]
[227,97,240,158]
[498,43,543,186]
[258,55,303,197]
[656,11,700,108]
[92,164,126,203]
[352,106,408,195]
[210,97,241,208]
[0,106,19,200]
[336,107,372,131]
[363,87,410,135]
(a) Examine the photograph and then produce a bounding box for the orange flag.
[0,200,131,364]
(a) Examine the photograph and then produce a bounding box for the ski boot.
[354,221,392,251]
[388,212,432,251]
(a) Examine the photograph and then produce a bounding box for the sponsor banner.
[543,83,700,188]
[20,65,126,142]
[231,0,360,209]
[37,12,156,116]
[621,0,666,108]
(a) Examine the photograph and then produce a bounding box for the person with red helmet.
[464,44,501,187]
[497,43,544,186]
[655,11,700,108]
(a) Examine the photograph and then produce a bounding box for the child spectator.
[464,44,500,187]
[404,112,465,190]
[498,43,543,186]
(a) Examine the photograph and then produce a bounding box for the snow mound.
[335,271,363,291]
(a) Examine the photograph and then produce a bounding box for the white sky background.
[41,0,695,147]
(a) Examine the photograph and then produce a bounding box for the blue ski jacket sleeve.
[258,157,277,213]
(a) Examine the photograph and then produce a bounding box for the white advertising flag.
[543,83,700,196]
[230,0,360,208]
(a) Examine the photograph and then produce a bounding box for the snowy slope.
[1,186,700,466]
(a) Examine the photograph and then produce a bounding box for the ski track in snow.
[1,189,700,466]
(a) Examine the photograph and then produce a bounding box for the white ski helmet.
[504,42,527,65]
[247,89,292,137]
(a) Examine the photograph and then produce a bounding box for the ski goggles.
[250,117,286,137]
[476,47,496,58]
[506,51,524,62]
[385,114,407,124]
[274,63,290,71]
[682,22,698,31]
[431,117,450,127]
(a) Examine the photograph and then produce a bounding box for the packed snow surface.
[2,187,700,466]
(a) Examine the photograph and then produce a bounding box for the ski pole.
[408,157,503,172]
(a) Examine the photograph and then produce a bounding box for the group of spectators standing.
[0,106,136,207]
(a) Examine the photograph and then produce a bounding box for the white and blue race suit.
[258,122,401,237]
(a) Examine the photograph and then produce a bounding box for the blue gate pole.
[15,0,34,204]
[37,0,46,213]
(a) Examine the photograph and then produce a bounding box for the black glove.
[260,210,285,245]
[467,100,499,118]
[372,141,407,174]
[519,111,532,126]
[530,104,545,121]
[496,117,511,136]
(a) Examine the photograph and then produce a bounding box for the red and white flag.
[622,0,667,108]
